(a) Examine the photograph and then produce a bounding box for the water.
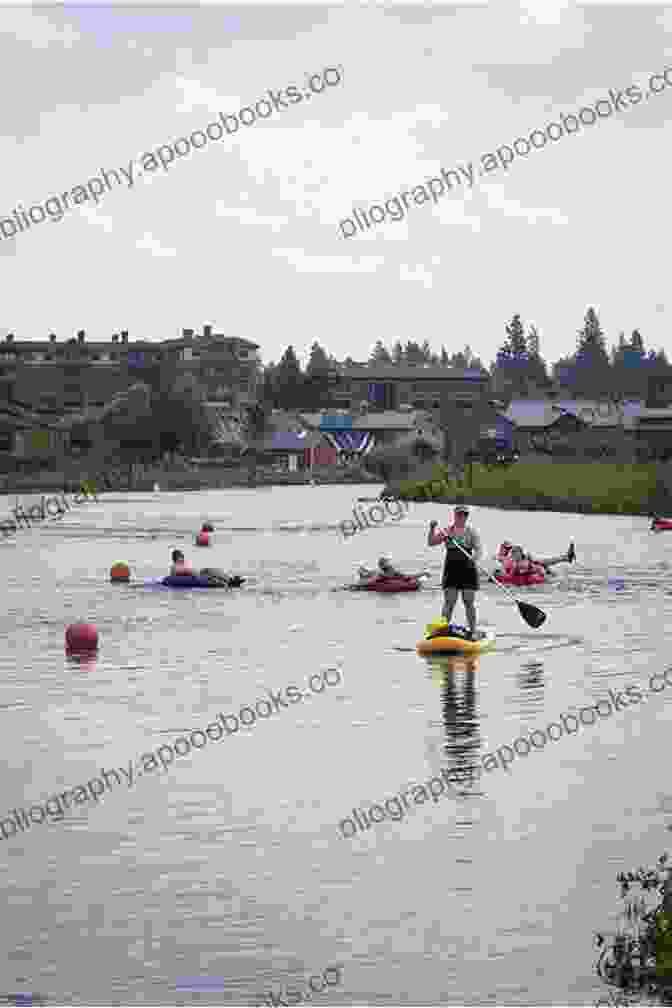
[0,485,671,1005]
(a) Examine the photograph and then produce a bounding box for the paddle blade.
[518,601,546,628]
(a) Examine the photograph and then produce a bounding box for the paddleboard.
[416,623,496,656]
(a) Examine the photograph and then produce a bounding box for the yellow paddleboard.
[416,623,496,656]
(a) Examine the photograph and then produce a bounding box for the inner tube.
[496,571,546,586]
[354,576,420,592]
[160,574,244,589]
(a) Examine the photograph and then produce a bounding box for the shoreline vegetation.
[0,462,380,496]
[392,462,667,516]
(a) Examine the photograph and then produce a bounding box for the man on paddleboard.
[428,506,483,640]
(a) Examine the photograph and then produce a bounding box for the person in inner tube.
[497,540,574,573]
[377,556,403,578]
[502,546,547,579]
[356,557,402,583]
[170,549,195,576]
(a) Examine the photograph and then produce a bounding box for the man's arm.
[427,520,444,547]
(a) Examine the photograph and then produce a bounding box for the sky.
[0,1,671,367]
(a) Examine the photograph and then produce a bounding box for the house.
[504,401,588,456]
[299,408,444,461]
[633,408,672,461]
[259,431,310,472]
[503,399,646,459]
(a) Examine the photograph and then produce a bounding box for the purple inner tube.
[162,574,221,588]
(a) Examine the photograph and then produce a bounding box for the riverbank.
[0,462,379,495]
[392,462,663,515]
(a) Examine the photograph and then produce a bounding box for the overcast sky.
[0,2,670,367]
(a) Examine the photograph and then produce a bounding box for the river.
[0,484,670,1005]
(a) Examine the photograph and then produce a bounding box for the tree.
[573,307,611,396]
[391,341,404,365]
[524,324,548,389]
[420,340,432,363]
[440,346,449,367]
[305,341,330,377]
[273,345,304,409]
[404,340,425,365]
[494,314,530,397]
[153,375,212,458]
[369,341,392,364]
[448,349,469,369]
[305,341,336,408]
[612,329,647,398]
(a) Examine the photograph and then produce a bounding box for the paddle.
[444,535,546,629]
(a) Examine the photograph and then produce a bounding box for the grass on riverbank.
[397,462,659,515]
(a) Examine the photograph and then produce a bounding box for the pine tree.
[448,349,468,368]
[573,307,611,395]
[420,339,432,362]
[369,341,392,364]
[305,341,331,377]
[391,341,404,365]
[404,340,424,365]
[495,314,529,397]
[440,346,449,367]
[274,346,304,409]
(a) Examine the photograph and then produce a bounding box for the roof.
[352,411,417,430]
[300,410,421,431]
[505,399,646,429]
[263,432,309,452]
[504,402,570,428]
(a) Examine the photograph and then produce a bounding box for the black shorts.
[442,550,479,591]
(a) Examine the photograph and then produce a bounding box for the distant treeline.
[262,307,672,410]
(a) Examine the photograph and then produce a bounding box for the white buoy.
[153,483,160,493]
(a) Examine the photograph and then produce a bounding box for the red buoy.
[65,623,99,652]
[196,532,210,546]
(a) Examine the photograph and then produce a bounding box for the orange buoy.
[65,623,98,652]
[110,562,131,582]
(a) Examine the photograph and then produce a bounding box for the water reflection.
[426,655,482,793]
[518,659,545,691]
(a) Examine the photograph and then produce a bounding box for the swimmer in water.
[170,549,194,576]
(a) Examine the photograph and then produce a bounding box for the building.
[0,325,260,413]
[300,408,444,461]
[332,365,490,412]
[633,408,672,461]
[503,399,645,459]
[0,325,261,462]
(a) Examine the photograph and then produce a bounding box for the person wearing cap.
[427,506,483,640]
[377,556,402,577]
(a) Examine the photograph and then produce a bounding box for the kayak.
[417,622,496,655]
[349,575,421,593]
[652,518,672,531]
